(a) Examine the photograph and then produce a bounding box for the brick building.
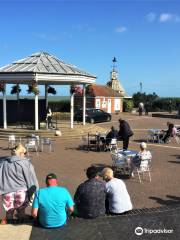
[74,84,123,113]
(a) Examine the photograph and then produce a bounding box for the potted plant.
[86,85,94,95]
[11,84,21,94]
[47,86,57,95]
[27,84,40,95]
[70,85,83,95]
[0,83,5,93]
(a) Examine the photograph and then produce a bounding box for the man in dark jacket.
[74,166,106,219]
[118,119,133,150]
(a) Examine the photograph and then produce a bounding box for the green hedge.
[52,112,70,120]
[152,98,180,112]
[123,99,134,112]
[132,92,180,112]
[49,100,70,112]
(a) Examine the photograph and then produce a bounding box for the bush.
[152,98,178,112]
[132,92,158,108]
[49,100,70,112]
[123,99,134,112]
[52,112,70,120]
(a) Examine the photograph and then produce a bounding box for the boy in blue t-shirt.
[32,173,74,228]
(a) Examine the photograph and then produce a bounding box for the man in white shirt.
[102,168,132,214]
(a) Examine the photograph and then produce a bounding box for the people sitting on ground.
[104,126,118,150]
[102,168,132,215]
[160,122,177,143]
[32,173,74,228]
[0,144,39,224]
[118,119,134,150]
[74,166,106,219]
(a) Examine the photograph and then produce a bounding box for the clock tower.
[106,57,125,95]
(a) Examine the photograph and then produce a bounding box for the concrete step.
[0,124,106,141]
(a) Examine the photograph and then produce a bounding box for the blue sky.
[0,0,180,97]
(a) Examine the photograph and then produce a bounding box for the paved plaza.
[0,113,180,239]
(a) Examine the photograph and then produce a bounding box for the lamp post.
[140,82,142,93]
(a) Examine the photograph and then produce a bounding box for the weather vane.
[112,57,117,63]
[112,57,117,70]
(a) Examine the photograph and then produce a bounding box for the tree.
[132,92,159,108]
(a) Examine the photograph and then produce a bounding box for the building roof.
[0,52,96,85]
[87,84,124,97]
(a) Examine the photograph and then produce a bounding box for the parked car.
[74,108,111,124]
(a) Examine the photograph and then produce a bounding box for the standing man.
[32,173,74,228]
[46,106,53,129]
[144,102,150,116]
[74,166,106,219]
[118,119,134,150]
[138,102,144,116]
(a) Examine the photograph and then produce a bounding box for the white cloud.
[159,13,180,23]
[115,26,127,33]
[146,12,156,22]
[159,13,173,22]
[34,33,59,41]
[72,25,96,32]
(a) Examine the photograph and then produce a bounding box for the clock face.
[112,71,117,79]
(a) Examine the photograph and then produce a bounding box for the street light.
[140,82,142,93]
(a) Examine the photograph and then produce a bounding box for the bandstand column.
[35,93,39,131]
[3,83,7,129]
[70,93,74,129]
[83,84,86,125]
[45,84,48,109]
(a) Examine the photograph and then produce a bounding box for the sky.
[0,0,180,97]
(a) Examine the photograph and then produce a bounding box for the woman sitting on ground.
[0,143,39,224]
[102,167,132,215]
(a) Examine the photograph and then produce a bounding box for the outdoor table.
[117,149,138,159]
[117,149,138,166]
[148,129,163,143]
[87,133,106,151]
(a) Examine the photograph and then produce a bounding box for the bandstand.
[0,52,96,131]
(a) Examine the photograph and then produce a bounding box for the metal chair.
[109,138,118,152]
[25,138,38,155]
[8,135,16,149]
[147,129,161,143]
[41,138,53,152]
[134,158,151,183]
[111,151,131,175]
[87,133,98,151]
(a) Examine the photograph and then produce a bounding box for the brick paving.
[0,113,180,218]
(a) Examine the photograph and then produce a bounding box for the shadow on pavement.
[149,195,180,206]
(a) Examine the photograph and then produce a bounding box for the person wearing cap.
[74,166,106,219]
[32,173,74,228]
[0,143,39,224]
[102,168,132,214]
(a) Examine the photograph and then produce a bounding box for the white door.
[107,99,111,113]
[114,99,120,111]
[96,99,100,109]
